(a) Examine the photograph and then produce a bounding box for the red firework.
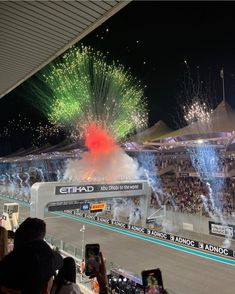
[84,123,117,155]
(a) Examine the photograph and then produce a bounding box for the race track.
[1,197,235,294]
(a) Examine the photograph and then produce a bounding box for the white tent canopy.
[134,120,173,143]
[152,101,235,142]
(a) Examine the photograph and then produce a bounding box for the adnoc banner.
[170,235,198,248]
[199,242,233,257]
[128,224,147,234]
[146,229,170,240]
[63,211,235,259]
[96,216,111,224]
[111,220,127,229]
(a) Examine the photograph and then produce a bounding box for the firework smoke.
[62,124,145,225]
[63,124,139,182]
[138,152,163,205]
[189,142,231,247]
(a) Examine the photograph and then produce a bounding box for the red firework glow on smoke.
[84,123,117,155]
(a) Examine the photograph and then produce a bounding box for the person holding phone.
[146,273,160,294]
[142,268,167,294]
[90,252,108,294]
[85,244,108,294]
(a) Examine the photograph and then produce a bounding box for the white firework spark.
[183,99,213,124]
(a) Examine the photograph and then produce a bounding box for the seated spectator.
[0,226,8,261]
[80,258,85,275]
[51,256,83,294]
[0,239,63,294]
[7,230,15,253]
[14,217,46,249]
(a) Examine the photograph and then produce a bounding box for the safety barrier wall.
[165,210,235,236]
[63,210,235,259]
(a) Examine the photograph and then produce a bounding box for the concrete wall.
[164,210,235,235]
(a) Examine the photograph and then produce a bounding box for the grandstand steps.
[228,168,235,178]
[158,165,175,176]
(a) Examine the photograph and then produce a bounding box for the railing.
[45,235,93,293]
[44,234,178,294]
[45,234,120,272]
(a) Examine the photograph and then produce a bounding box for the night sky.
[1,1,235,154]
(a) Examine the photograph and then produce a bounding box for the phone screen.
[142,269,164,294]
[85,243,100,276]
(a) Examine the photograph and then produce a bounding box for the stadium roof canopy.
[155,101,235,141]
[0,0,130,98]
[132,120,173,143]
[141,100,235,151]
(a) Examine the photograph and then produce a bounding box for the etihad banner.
[63,210,235,259]
[55,183,143,195]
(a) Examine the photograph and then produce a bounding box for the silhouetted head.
[14,217,46,249]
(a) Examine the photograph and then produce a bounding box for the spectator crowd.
[0,218,108,294]
[150,176,235,217]
[156,156,235,174]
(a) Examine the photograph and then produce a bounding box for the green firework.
[29,45,148,141]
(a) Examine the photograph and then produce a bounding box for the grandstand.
[1,101,235,234]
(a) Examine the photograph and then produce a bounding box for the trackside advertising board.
[63,210,235,259]
[90,203,106,211]
[55,183,143,195]
[209,221,235,239]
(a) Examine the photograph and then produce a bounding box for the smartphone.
[85,243,100,276]
[141,268,164,294]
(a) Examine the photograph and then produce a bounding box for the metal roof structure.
[0,0,130,98]
[150,101,235,142]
